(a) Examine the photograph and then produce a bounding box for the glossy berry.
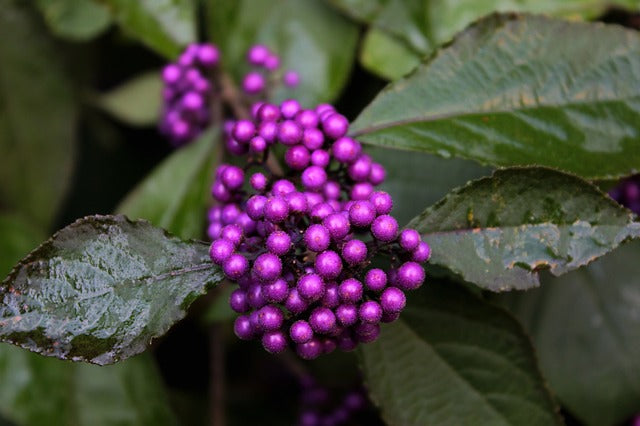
[315,250,343,280]
[349,201,376,227]
[342,239,368,266]
[381,287,406,313]
[234,315,254,340]
[364,269,387,292]
[257,305,284,330]
[339,278,363,304]
[264,197,289,223]
[266,231,291,255]
[209,239,235,264]
[290,320,314,344]
[412,241,431,262]
[371,215,399,242]
[262,330,287,353]
[253,253,282,282]
[396,261,425,290]
[323,213,350,241]
[309,307,336,334]
[229,289,249,313]
[297,274,325,302]
[223,254,249,280]
[304,224,331,252]
[335,304,358,327]
[399,229,421,251]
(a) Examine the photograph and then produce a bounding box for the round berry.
[297,338,323,360]
[296,109,319,129]
[381,311,401,323]
[310,203,334,222]
[297,274,325,302]
[257,103,281,121]
[246,195,267,220]
[322,282,340,308]
[221,204,241,225]
[381,287,406,313]
[285,145,310,170]
[349,201,376,227]
[369,163,386,185]
[162,64,181,84]
[342,239,367,266]
[397,261,425,290]
[315,250,343,280]
[266,231,292,255]
[280,99,301,119]
[350,182,373,201]
[247,44,269,65]
[209,238,235,265]
[322,113,349,139]
[250,172,267,191]
[338,278,363,304]
[278,120,303,145]
[335,304,358,327]
[364,269,387,292]
[323,213,350,241]
[264,278,289,303]
[304,224,331,252]
[221,165,244,190]
[290,320,314,344]
[301,166,328,191]
[369,191,393,215]
[211,181,231,202]
[371,215,399,242]
[259,121,278,142]
[412,241,431,262]
[399,229,421,251]
[234,315,254,340]
[309,307,336,334]
[246,283,267,309]
[229,289,249,313]
[354,323,380,343]
[359,301,383,324]
[243,72,265,94]
[336,333,357,351]
[257,305,284,331]
[332,137,361,163]
[311,149,330,167]
[232,120,255,143]
[323,181,341,200]
[286,191,309,214]
[348,155,372,182]
[252,253,282,282]
[264,197,289,223]
[283,70,300,87]
[221,224,243,246]
[262,330,287,354]
[222,254,248,280]
[285,288,308,314]
[249,136,267,153]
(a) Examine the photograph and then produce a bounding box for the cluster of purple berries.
[297,376,367,426]
[242,44,299,96]
[610,175,640,214]
[207,99,430,359]
[160,43,219,145]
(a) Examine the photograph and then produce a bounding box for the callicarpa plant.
[1,1,640,425]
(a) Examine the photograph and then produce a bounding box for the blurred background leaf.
[35,0,111,41]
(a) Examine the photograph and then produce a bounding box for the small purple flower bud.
[250,172,268,192]
[234,315,255,340]
[309,307,336,334]
[349,201,376,227]
[262,330,288,354]
[315,250,343,280]
[371,215,399,242]
[332,137,361,163]
[338,278,363,304]
[290,320,314,344]
[365,269,387,292]
[399,229,421,251]
[229,289,249,313]
[335,305,358,326]
[253,253,282,282]
[412,241,431,262]
[297,274,325,302]
[304,224,331,252]
[322,113,349,139]
[223,254,249,280]
[359,301,383,324]
[209,238,235,264]
[243,72,265,94]
[397,261,426,290]
[342,239,367,266]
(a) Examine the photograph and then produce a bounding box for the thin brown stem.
[219,72,250,120]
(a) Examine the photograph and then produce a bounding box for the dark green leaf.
[351,14,640,179]
[208,0,358,106]
[498,241,640,426]
[35,0,111,40]
[102,0,196,58]
[408,167,640,291]
[0,0,77,229]
[359,28,421,81]
[0,347,177,426]
[0,215,222,365]
[95,72,162,126]
[0,215,44,282]
[368,146,491,226]
[360,280,561,426]
[116,127,217,240]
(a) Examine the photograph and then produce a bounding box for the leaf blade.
[350,14,640,179]
[95,71,162,127]
[0,215,222,365]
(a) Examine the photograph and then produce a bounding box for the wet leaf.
[0,215,222,365]
[409,167,640,291]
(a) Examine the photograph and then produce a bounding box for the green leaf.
[350,14,640,179]
[360,280,561,426]
[0,348,177,426]
[95,72,162,127]
[0,215,223,365]
[498,241,640,425]
[35,0,111,40]
[0,0,77,229]
[116,127,217,240]
[102,0,196,58]
[208,0,358,106]
[408,167,640,291]
[0,215,45,282]
[359,28,421,81]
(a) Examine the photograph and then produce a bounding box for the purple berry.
[371,215,399,242]
[322,113,349,139]
[338,278,363,304]
[253,253,282,282]
[297,274,325,302]
[197,44,219,67]
[243,72,265,94]
[257,305,284,331]
[296,110,319,129]
[229,289,249,313]
[162,64,181,84]
[364,269,387,292]
[285,288,308,314]
[286,191,309,214]
[304,224,331,252]
[332,137,361,163]
[396,261,425,290]
[297,338,323,360]
[381,287,406,313]
[302,128,324,150]
[257,103,281,121]
[278,120,303,145]
[209,238,235,264]
[399,229,421,251]
[264,196,289,223]
[250,172,267,191]
[309,307,336,334]
[315,250,343,280]
[221,224,243,246]
[411,241,431,262]
[246,195,267,220]
[223,254,249,280]
[232,120,256,143]
[221,165,244,190]
[369,191,393,215]
[323,181,341,200]
[247,283,267,309]
[285,145,310,170]
[310,202,335,222]
[359,301,383,324]
[290,320,314,344]
[348,201,376,227]
[335,305,358,326]
[350,182,373,201]
[311,149,330,167]
[249,136,267,153]
[262,330,287,353]
[381,310,400,323]
[234,315,254,340]
[266,230,291,255]
[354,323,380,343]
[272,179,296,196]
[322,282,340,308]
[369,163,386,185]
[348,155,372,182]
[247,44,269,65]
[280,99,301,118]
[259,121,278,142]
[283,70,300,87]
[323,213,350,241]
[342,239,367,266]
[301,166,328,191]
